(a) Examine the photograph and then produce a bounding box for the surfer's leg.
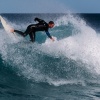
[14,30,25,37]
[33,32,36,42]
[29,32,35,42]
[24,28,31,36]
[24,24,35,36]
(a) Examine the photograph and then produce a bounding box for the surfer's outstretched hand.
[10,28,14,33]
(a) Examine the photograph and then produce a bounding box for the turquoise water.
[0,13,100,100]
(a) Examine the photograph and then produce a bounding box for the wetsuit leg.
[28,25,36,42]
[14,26,33,37]
[14,30,25,37]
[33,32,36,42]
[29,31,36,42]
[14,24,36,42]
[24,26,32,36]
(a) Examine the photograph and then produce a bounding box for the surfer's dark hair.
[49,21,54,24]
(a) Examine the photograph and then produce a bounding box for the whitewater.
[0,13,100,100]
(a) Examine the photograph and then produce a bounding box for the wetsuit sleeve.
[45,31,52,39]
[34,17,45,23]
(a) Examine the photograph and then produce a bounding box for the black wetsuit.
[14,18,52,42]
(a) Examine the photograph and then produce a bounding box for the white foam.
[48,79,86,86]
[41,14,100,75]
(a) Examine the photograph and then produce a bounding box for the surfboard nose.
[0,15,3,21]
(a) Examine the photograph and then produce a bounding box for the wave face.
[0,13,100,100]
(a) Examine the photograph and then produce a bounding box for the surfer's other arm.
[45,31,55,41]
[34,17,45,23]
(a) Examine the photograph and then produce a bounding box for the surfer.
[11,17,55,42]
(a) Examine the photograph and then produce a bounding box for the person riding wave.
[11,17,55,42]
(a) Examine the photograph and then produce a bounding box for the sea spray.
[0,14,100,87]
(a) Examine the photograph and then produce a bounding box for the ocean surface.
[0,13,100,100]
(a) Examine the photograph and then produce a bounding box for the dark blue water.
[0,13,100,100]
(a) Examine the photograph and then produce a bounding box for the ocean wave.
[0,14,100,87]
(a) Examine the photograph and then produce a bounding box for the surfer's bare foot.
[10,29,14,33]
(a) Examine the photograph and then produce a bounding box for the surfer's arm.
[45,31,55,41]
[34,17,45,23]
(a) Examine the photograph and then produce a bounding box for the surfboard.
[0,15,18,41]
[0,15,13,33]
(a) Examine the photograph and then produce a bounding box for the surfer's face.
[49,24,54,28]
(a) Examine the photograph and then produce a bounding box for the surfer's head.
[48,21,54,28]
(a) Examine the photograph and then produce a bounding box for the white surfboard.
[0,15,17,41]
[0,15,13,33]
